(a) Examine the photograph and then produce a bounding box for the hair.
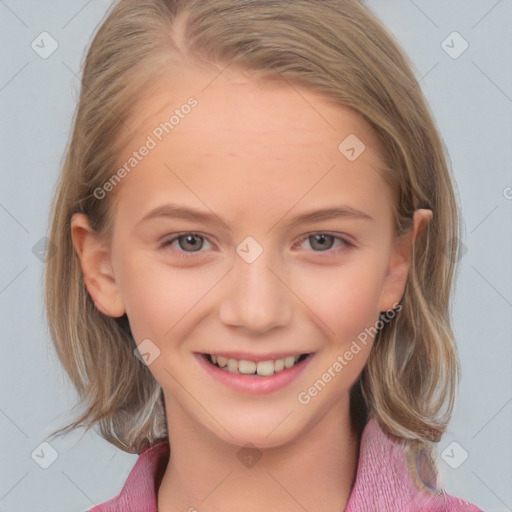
[45,0,461,471]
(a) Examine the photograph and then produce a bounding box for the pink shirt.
[89,417,482,511]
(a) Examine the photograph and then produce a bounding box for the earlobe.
[377,209,432,312]
[70,213,126,318]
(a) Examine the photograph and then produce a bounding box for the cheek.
[113,250,220,342]
[295,258,385,339]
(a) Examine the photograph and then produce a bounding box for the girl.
[45,0,483,510]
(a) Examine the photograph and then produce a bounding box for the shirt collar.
[91,416,480,512]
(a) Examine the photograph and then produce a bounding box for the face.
[74,66,413,448]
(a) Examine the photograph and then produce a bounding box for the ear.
[70,213,126,318]
[377,209,432,312]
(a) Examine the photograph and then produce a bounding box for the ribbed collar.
[91,417,481,512]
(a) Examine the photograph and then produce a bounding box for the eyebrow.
[137,203,228,228]
[136,203,374,230]
[279,206,374,230]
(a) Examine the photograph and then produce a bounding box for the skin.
[71,65,431,512]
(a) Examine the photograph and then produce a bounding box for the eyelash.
[159,232,355,260]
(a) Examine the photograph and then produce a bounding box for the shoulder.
[87,440,169,512]
[345,417,483,512]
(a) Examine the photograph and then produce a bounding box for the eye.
[294,232,354,255]
[158,231,353,259]
[159,232,215,255]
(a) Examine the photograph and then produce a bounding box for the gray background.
[0,0,511,510]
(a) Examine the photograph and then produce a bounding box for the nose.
[218,250,293,334]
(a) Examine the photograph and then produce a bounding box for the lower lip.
[195,354,314,394]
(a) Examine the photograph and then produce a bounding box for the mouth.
[202,353,312,376]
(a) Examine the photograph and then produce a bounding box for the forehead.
[112,66,393,228]
[124,65,383,151]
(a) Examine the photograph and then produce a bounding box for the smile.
[196,351,314,394]
[203,353,311,376]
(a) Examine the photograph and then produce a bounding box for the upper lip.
[197,351,312,362]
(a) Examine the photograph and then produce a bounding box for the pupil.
[179,235,202,252]
[311,234,333,251]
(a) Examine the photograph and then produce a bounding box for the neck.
[157,398,360,512]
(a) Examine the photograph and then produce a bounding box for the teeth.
[207,354,306,376]
[274,358,285,372]
[238,360,257,374]
[257,360,274,377]
[227,358,238,372]
[284,356,296,368]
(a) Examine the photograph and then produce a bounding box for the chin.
[204,407,313,450]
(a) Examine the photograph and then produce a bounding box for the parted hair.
[45,0,461,468]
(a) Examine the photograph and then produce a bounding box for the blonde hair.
[45,0,461,463]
